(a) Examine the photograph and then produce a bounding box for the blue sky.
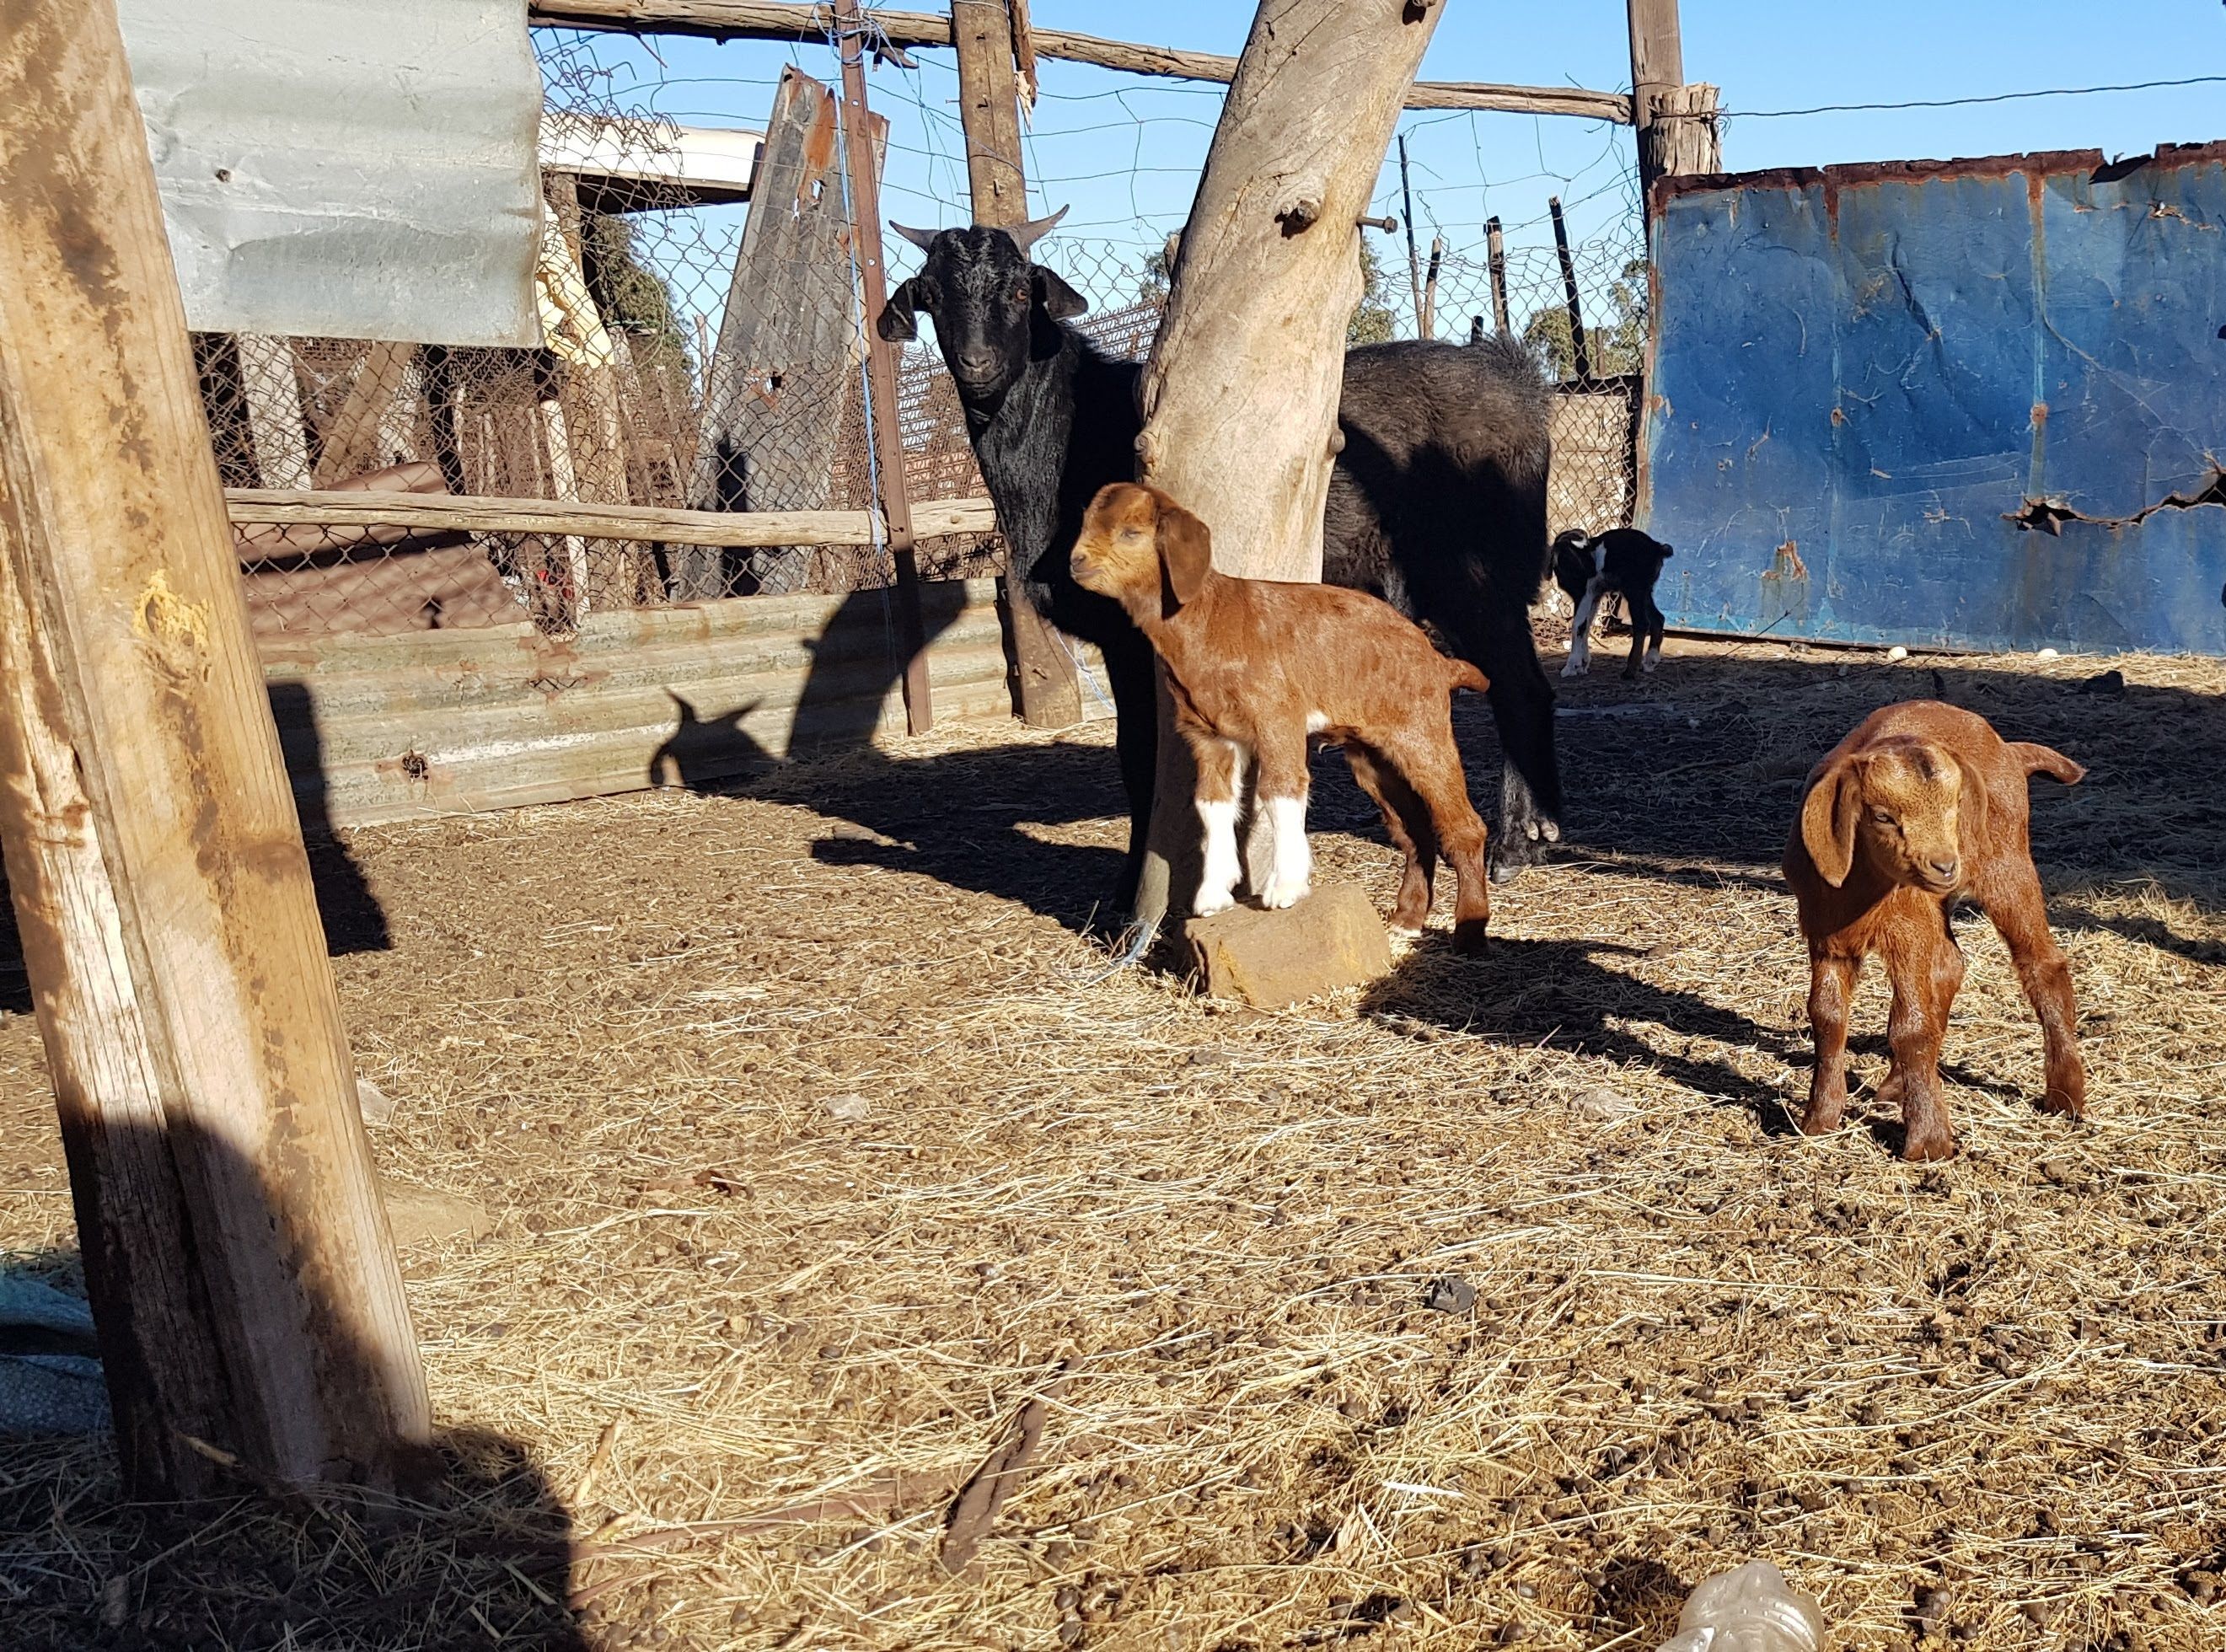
[544,1,2226,338]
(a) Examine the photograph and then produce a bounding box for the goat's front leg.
[1886,925,1966,1162]
[1560,576,1606,677]
[1251,726,1312,909]
[1978,861,2088,1119]
[1800,950,1861,1135]
[1184,732,1247,917]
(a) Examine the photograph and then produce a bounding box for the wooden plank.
[1486,215,1510,334]
[264,580,1014,825]
[224,488,1000,544]
[525,2,1633,122]
[685,68,875,598]
[836,0,932,734]
[235,335,313,490]
[952,0,1082,732]
[1550,195,1592,384]
[314,341,422,487]
[0,0,426,1497]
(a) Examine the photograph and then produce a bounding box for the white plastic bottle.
[1655,1561,1828,1652]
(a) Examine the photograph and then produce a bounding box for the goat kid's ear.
[1155,498,1215,608]
[877,277,929,342]
[1032,266,1088,321]
[1800,757,1862,888]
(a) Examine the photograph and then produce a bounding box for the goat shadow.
[0,1121,585,1648]
[647,581,1129,932]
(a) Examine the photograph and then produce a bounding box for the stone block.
[1181,882,1393,1008]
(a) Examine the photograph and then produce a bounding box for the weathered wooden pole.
[952,0,1085,730]
[1549,195,1591,384]
[0,0,428,1496]
[837,0,934,732]
[1397,135,1424,335]
[1126,0,1446,936]
[1485,215,1510,335]
[1627,0,1719,210]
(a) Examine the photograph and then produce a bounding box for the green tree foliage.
[580,210,690,380]
[1134,234,1397,346]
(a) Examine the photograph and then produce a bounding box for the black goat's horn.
[1003,206,1068,254]
[888,222,941,252]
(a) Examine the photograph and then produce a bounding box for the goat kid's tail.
[2011,741,2085,785]
[1448,659,1490,695]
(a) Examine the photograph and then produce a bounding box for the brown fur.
[1070,483,1494,948]
[1783,700,2087,1161]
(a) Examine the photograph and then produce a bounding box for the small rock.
[1423,1275,1478,1314]
[1886,645,1908,662]
[355,1076,396,1128]
[2036,646,2061,660]
[823,1092,871,1122]
[1182,883,1394,1008]
[1570,1085,1637,1122]
[826,821,880,842]
[1057,1619,1086,1647]
[2181,1570,2220,1605]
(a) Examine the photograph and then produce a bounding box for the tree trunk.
[1126,0,1445,936]
[0,0,428,1497]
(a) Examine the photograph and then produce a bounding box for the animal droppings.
[1423,1275,1478,1314]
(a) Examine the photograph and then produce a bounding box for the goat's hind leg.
[1477,608,1561,883]
[1979,862,2088,1118]
[1184,731,1246,918]
[1383,725,1491,952]
[1344,743,1436,935]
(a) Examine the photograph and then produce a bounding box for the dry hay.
[2,637,2223,1651]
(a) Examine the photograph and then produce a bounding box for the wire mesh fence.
[201,19,1650,644]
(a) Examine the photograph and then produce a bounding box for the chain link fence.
[201,24,1648,644]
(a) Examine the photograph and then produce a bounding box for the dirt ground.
[3,635,2224,1651]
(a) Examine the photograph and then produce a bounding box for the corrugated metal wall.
[1642,144,2226,655]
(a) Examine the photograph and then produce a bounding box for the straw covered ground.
[3,636,2224,1651]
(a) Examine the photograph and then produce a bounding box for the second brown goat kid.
[1070,482,1494,948]
[1784,700,2088,1161]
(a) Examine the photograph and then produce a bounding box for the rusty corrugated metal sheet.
[1641,144,2226,654]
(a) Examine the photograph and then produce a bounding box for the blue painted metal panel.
[1643,146,2226,655]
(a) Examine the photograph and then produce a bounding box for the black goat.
[1552,527,1673,680]
[880,216,1559,905]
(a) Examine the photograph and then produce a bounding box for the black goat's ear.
[877,277,928,341]
[1154,494,1214,608]
[1031,265,1088,321]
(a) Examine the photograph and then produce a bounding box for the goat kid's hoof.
[1192,888,1236,918]
[1901,1131,1957,1164]
[2041,1087,2086,1120]
[1559,657,1590,678]
[1451,920,1490,955]
[1796,1108,1844,1138]
[1257,881,1310,911]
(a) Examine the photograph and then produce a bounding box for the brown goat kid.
[1070,483,1494,948]
[1784,700,2087,1161]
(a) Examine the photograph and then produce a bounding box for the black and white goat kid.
[1553,527,1673,681]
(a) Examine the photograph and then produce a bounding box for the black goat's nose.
[955,351,999,379]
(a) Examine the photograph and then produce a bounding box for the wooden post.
[1549,196,1591,384]
[1485,215,1510,335]
[235,335,314,491]
[1419,233,1443,341]
[952,0,1084,729]
[837,0,932,734]
[1126,0,1446,934]
[1627,0,1717,208]
[1397,134,1424,336]
[0,0,427,1498]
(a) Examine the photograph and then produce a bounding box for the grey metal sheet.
[116,0,542,346]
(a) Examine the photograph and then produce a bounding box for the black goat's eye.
[1012,284,1029,303]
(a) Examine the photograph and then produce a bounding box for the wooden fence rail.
[226,488,1000,547]
[526,1,1633,123]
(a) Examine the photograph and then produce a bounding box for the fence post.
[1627,0,1719,210]
[1549,196,1592,384]
[1485,216,1510,335]
[836,0,933,734]
[0,0,428,1497]
[952,0,1084,730]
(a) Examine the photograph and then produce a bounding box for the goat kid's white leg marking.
[1194,796,1241,915]
[1643,641,1662,673]
[1258,792,1312,909]
[1561,572,1606,677]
